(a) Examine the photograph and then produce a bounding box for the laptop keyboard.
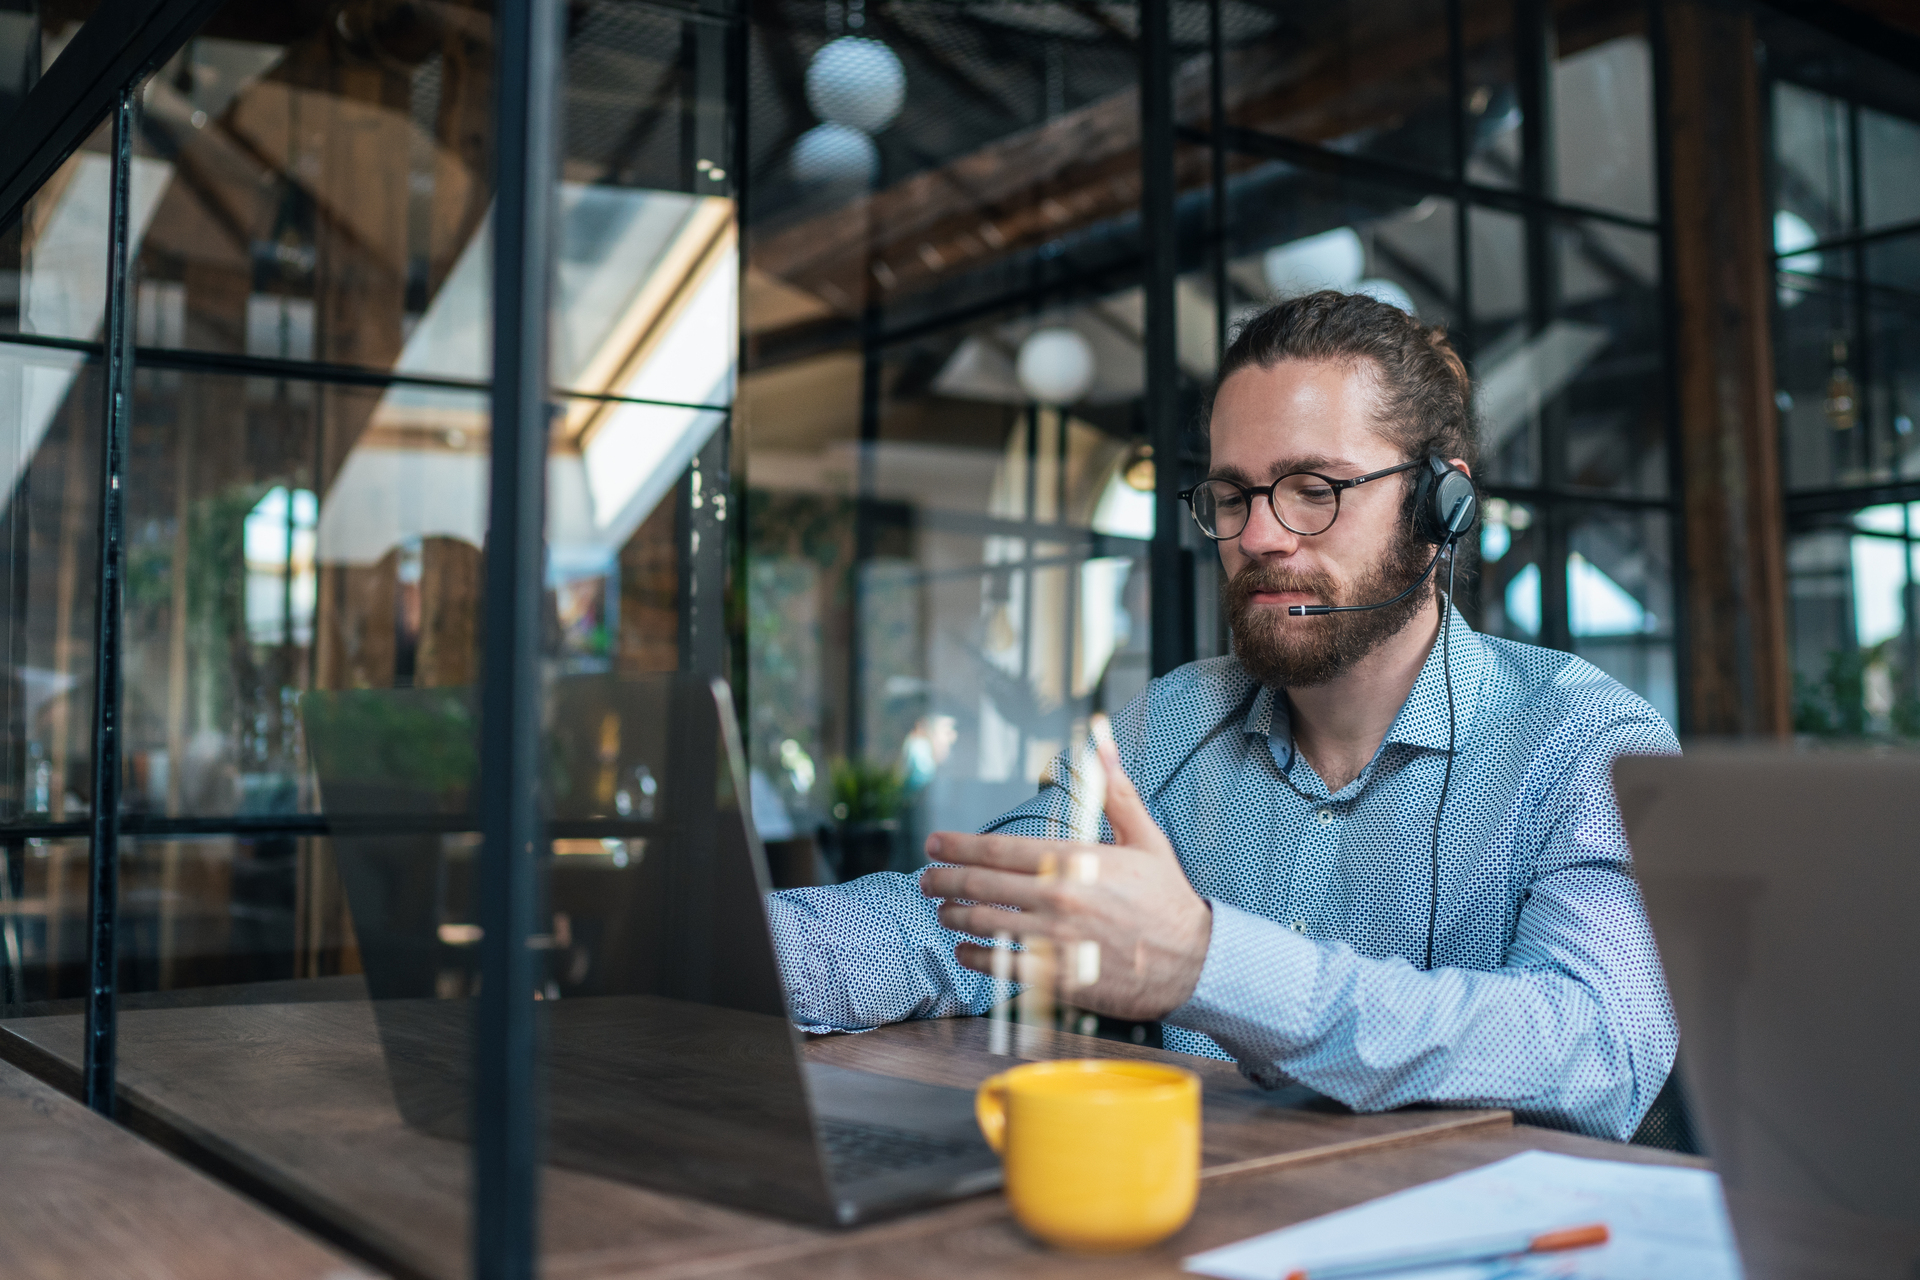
[819,1118,979,1180]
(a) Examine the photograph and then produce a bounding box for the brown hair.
[1214,290,1478,474]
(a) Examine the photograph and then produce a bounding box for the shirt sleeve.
[1165,714,1680,1141]
[764,727,1108,1033]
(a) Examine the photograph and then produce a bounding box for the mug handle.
[974,1072,1010,1154]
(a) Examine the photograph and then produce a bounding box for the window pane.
[1860,104,1920,233]
[1551,28,1654,221]
[0,838,88,1009]
[1205,0,1457,179]
[1773,80,1853,241]
[1463,0,1524,190]
[2,118,115,341]
[0,342,100,822]
[1788,518,1920,737]
[1865,233,1920,482]
[129,0,734,397]
[1568,506,1676,729]
[1471,497,1541,643]
[1777,232,1917,492]
[1220,167,1460,329]
[1553,218,1666,496]
[1468,205,1534,486]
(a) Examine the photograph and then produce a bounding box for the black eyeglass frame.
[1177,458,1423,541]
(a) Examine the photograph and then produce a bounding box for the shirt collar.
[1246,605,1487,763]
[1382,605,1487,752]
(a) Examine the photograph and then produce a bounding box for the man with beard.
[768,292,1678,1141]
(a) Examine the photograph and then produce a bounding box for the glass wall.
[740,3,1154,884]
[1764,12,1920,736]
[0,1,738,1269]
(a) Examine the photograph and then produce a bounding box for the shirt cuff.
[1165,900,1321,1050]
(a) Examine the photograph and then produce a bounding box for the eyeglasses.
[1178,459,1421,540]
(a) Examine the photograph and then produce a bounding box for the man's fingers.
[938,900,1032,938]
[921,864,1056,912]
[1092,715,1160,851]
[924,831,1060,873]
[954,941,1005,976]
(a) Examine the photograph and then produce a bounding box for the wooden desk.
[3,992,1907,1280]
[0,1053,374,1280]
[0,989,1501,1280]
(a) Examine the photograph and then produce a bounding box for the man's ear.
[1447,457,1473,481]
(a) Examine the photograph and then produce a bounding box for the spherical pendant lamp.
[1016,327,1097,405]
[805,37,906,134]
[791,121,880,185]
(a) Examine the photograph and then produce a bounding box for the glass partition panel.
[743,1,1150,900]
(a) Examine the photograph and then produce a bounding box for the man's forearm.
[766,871,1004,1031]
[1166,900,1674,1140]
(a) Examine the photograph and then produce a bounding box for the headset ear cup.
[1435,469,1477,540]
[1414,457,1477,543]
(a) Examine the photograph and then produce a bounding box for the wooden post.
[1663,1,1792,737]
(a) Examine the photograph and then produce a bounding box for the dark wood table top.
[0,1053,375,1280]
[3,986,1907,1280]
[0,986,1502,1280]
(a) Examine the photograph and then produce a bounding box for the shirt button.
[1316,808,1333,826]
[1291,919,1307,933]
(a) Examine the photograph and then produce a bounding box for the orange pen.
[1283,1223,1610,1280]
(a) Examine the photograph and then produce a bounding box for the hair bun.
[1424,324,1469,394]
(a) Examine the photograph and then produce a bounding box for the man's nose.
[1237,493,1301,556]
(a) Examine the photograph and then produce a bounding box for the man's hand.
[919,723,1212,1022]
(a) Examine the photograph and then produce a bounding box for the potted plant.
[823,758,906,881]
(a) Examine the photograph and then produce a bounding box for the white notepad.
[1183,1150,1742,1280]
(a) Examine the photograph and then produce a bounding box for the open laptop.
[1615,749,1920,1256]
[302,673,1000,1227]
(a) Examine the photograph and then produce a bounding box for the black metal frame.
[81,84,138,1118]
[474,0,562,1273]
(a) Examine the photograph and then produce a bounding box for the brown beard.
[1225,526,1435,689]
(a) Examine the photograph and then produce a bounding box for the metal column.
[83,84,137,1119]
[475,0,560,1273]
[1142,0,1190,678]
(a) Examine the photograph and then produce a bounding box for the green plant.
[297,687,477,797]
[829,757,905,824]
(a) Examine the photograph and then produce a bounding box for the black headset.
[1411,456,1480,547]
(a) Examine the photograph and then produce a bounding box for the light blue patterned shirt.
[767,609,1680,1140]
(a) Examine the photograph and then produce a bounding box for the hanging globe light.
[1016,327,1097,405]
[805,36,906,134]
[791,121,880,185]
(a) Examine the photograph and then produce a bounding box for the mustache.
[1225,562,1336,606]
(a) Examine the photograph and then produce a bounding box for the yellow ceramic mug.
[975,1058,1201,1252]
